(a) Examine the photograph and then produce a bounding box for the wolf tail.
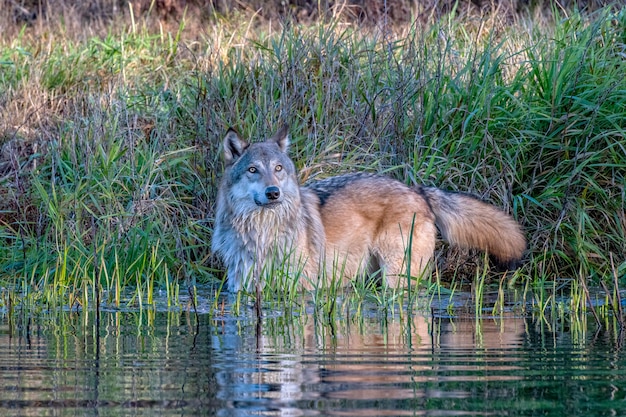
[418,186,526,269]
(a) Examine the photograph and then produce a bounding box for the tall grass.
[0,6,624,314]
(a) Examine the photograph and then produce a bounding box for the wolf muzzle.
[265,186,281,201]
[254,185,282,206]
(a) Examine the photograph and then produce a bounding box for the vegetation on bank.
[0,3,624,316]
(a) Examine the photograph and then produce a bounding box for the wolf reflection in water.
[215,313,526,408]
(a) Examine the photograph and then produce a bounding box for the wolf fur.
[211,126,526,293]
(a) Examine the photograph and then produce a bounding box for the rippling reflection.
[0,296,624,416]
[214,310,530,415]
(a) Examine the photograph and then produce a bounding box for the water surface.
[1,294,624,416]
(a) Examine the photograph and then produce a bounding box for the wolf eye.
[248,167,257,173]
[275,165,283,172]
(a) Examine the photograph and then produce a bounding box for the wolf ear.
[223,128,248,164]
[269,125,290,153]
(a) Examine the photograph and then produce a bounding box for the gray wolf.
[211,126,526,293]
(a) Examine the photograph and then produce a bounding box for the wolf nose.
[265,186,281,200]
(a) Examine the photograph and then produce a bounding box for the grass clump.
[1,21,216,310]
[0,5,624,314]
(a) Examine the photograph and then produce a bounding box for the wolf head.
[220,125,300,214]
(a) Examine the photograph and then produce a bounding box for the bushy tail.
[418,186,526,269]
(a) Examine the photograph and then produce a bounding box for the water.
[1,296,625,416]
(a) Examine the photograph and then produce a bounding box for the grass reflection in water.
[1,291,623,417]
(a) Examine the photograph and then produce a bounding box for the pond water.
[1,292,625,416]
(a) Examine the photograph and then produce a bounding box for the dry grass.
[0,1,624,313]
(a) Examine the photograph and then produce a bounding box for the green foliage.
[0,7,624,312]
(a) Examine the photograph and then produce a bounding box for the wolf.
[211,126,526,293]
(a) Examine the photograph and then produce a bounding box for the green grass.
[0,6,624,319]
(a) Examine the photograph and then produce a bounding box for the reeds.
[0,5,624,321]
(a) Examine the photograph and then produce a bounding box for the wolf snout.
[253,185,282,206]
[265,186,281,201]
